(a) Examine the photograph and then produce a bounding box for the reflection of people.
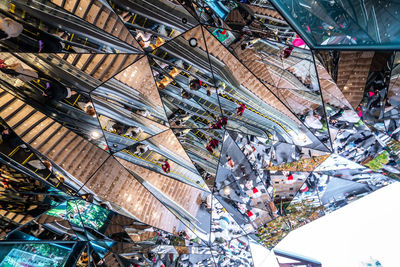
[161,159,171,173]
[111,122,128,135]
[225,154,235,170]
[43,81,76,102]
[134,143,149,156]
[210,117,228,129]
[129,126,143,138]
[236,103,245,116]
[83,102,96,117]
[0,17,23,39]
[280,45,294,59]
[0,60,38,83]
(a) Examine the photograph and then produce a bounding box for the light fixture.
[90,131,101,139]
[189,38,197,47]
[223,186,231,196]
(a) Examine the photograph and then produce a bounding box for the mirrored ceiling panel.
[172,128,223,190]
[0,0,142,53]
[0,0,398,262]
[108,0,199,52]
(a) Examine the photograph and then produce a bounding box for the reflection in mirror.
[211,195,245,244]
[46,0,142,51]
[115,129,205,189]
[269,171,309,207]
[212,234,253,266]
[0,160,69,238]
[215,194,276,235]
[173,128,223,190]
[215,132,277,211]
[92,101,168,153]
[108,0,199,51]
[0,52,143,150]
[356,52,394,129]
[149,57,218,129]
[0,241,82,266]
[8,210,82,241]
[320,177,374,214]
[118,160,211,243]
[149,26,223,116]
[153,245,216,267]
[0,0,141,53]
[316,60,400,177]
[192,28,329,151]
[224,36,331,148]
[191,0,300,47]
[109,56,169,125]
[82,157,195,236]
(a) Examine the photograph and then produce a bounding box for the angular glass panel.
[115,129,205,190]
[173,128,223,190]
[0,241,79,267]
[108,0,199,52]
[149,26,223,118]
[0,0,141,53]
[82,157,196,237]
[269,0,400,48]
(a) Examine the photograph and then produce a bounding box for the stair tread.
[32,123,62,149]
[18,117,54,142]
[13,111,46,133]
[0,99,26,120]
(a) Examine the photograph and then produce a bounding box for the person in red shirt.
[236,103,245,116]
[205,138,219,154]
[209,138,219,148]
[280,45,294,59]
[209,117,228,129]
[161,160,171,173]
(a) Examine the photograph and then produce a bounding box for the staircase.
[0,88,108,184]
[0,89,184,233]
[336,51,374,109]
[49,0,139,49]
[57,53,138,82]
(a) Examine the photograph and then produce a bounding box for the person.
[27,159,52,171]
[83,102,96,117]
[0,60,38,83]
[205,138,219,154]
[136,109,150,117]
[181,89,191,99]
[225,154,235,170]
[236,103,245,116]
[161,159,170,173]
[136,30,153,49]
[0,124,23,148]
[280,45,294,59]
[210,117,228,129]
[0,16,23,39]
[134,143,149,156]
[42,81,76,102]
[129,126,143,138]
[205,143,214,154]
[189,78,201,91]
[111,122,128,135]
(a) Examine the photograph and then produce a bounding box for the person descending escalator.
[161,159,171,173]
[189,77,211,96]
[0,59,38,84]
[41,80,76,102]
[0,16,23,40]
[209,116,228,129]
[280,45,294,59]
[111,122,129,135]
[236,102,246,116]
